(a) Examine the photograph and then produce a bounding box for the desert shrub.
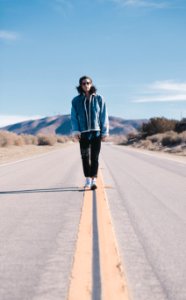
[21,134,38,145]
[0,131,14,146]
[117,136,128,145]
[14,135,24,146]
[179,131,186,142]
[37,134,57,146]
[108,134,127,144]
[175,118,186,133]
[57,135,69,143]
[127,132,138,140]
[161,131,182,146]
[137,140,155,150]
[146,133,163,143]
[0,131,8,147]
[0,130,25,147]
[141,117,177,137]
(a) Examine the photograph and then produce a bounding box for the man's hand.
[75,133,81,140]
[101,136,107,142]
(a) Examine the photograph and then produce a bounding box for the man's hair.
[76,75,97,95]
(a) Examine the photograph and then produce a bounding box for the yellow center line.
[96,171,130,300]
[67,173,130,300]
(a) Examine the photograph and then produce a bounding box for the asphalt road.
[101,144,186,300]
[0,145,84,300]
[0,143,186,300]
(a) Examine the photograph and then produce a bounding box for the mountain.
[0,114,147,136]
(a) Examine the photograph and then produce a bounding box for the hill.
[1,115,147,136]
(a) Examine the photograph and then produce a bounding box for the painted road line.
[96,171,130,300]
[67,188,92,300]
[67,173,130,300]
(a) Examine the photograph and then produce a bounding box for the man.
[71,75,109,189]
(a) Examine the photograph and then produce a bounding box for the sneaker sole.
[84,186,91,190]
[91,184,97,190]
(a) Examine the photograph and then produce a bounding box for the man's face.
[81,79,92,93]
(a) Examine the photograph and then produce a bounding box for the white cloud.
[133,80,186,103]
[0,115,43,128]
[110,0,168,8]
[134,95,186,103]
[0,30,20,41]
[149,80,186,92]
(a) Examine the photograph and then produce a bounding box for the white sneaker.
[84,177,91,189]
[91,178,97,190]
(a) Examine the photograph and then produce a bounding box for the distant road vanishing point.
[0,143,186,300]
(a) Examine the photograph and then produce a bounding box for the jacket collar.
[81,92,96,97]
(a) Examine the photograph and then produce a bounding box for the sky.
[0,0,186,126]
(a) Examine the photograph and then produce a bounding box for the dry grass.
[37,134,57,146]
[21,134,38,145]
[107,134,128,144]
[146,134,162,144]
[161,131,182,146]
[0,130,73,164]
[57,135,71,143]
[0,131,26,147]
[0,130,73,147]
[147,131,185,147]
[134,139,156,150]
[179,131,186,142]
[127,130,186,155]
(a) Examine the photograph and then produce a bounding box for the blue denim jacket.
[71,93,109,136]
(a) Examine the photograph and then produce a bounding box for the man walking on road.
[71,75,109,190]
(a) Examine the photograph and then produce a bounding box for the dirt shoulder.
[124,145,186,164]
[0,142,72,165]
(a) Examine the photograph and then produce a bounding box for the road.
[0,143,186,300]
[101,145,186,300]
[0,145,84,300]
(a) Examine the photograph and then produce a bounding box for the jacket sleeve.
[71,100,80,135]
[100,96,109,136]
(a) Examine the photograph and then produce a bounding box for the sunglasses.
[82,81,91,86]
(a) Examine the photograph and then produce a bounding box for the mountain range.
[1,115,147,136]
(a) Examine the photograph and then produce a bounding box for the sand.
[0,143,72,165]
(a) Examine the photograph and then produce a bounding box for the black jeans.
[79,132,101,178]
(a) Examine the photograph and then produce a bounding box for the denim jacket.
[71,93,109,136]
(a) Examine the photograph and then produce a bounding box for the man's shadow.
[0,187,85,195]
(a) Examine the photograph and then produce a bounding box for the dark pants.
[79,133,101,178]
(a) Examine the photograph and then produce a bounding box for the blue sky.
[1,0,186,126]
